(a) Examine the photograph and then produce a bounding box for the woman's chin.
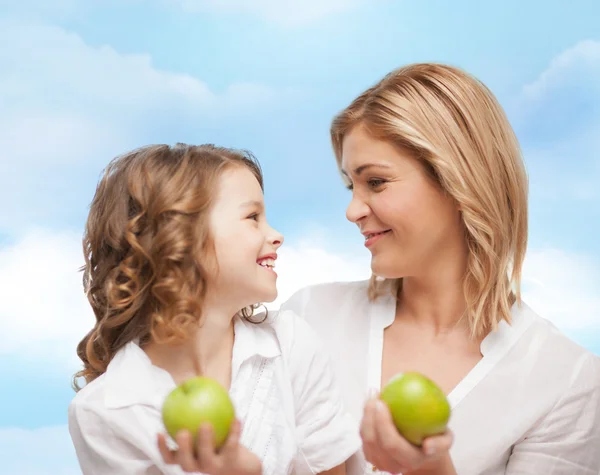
[371,263,395,279]
[371,266,406,281]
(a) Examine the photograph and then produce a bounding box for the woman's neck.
[397,252,469,334]
[397,277,467,334]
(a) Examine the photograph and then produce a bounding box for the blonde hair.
[330,63,528,337]
[74,143,264,389]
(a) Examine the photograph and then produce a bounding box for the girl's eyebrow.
[239,200,264,209]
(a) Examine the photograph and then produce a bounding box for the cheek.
[371,192,422,232]
[375,188,454,239]
[211,232,240,267]
[415,195,461,244]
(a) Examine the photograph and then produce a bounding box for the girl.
[68,143,359,475]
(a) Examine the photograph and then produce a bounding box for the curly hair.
[73,143,264,390]
[331,63,528,338]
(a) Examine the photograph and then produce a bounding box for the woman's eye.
[247,213,259,221]
[345,183,354,191]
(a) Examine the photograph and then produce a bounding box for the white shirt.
[278,280,600,475]
[68,310,360,475]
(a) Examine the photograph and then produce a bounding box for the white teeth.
[365,230,389,240]
[258,258,275,268]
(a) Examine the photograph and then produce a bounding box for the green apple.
[380,372,451,446]
[162,376,235,448]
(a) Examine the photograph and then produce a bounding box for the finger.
[174,430,198,473]
[360,398,387,470]
[220,419,241,455]
[359,398,377,449]
[196,423,218,471]
[421,429,454,457]
[374,400,421,472]
[157,433,176,464]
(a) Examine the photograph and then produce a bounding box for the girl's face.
[208,166,283,309]
[341,126,467,281]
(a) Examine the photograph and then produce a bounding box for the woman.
[279,63,600,474]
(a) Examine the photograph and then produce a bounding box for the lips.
[363,230,391,240]
[257,254,277,270]
[363,229,391,248]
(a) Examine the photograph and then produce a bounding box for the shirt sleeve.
[277,285,310,317]
[277,309,361,474]
[506,353,600,475]
[68,401,199,475]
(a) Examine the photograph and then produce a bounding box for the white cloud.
[521,40,600,103]
[521,248,600,330]
[0,425,80,475]
[0,229,92,369]
[0,19,277,166]
[270,241,371,308]
[0,17,292,231]
[514,40,600,202]
[169,0,371,27]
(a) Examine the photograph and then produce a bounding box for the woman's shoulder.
[264,305,321,354]
[278,279,371,314]
[514,302,600,388]
[522,303,596,355]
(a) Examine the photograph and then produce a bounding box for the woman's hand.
[360,396,455,474]
[158,420,262,475]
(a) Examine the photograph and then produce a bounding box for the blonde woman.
[279,64,600,474]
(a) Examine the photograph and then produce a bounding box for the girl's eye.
[247,213,259,221]
[345,183,354,191]
[367,178,386,189]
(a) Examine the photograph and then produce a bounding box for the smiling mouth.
[363,230,391,248]
[257,258,276,270]
[364,230,391,241]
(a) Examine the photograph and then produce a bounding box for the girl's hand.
[158,420,262,475]
[360,397,454,474]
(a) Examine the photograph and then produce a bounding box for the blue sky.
[0,1,599,473]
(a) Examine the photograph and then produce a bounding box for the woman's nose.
[346,193,370,224]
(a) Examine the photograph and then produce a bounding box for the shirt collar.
[370,288,534,357]
[232,315,281,365]
[103,340,174,410]
[370,288,397,331]
[480,300,534,356]
[102,316,281,410]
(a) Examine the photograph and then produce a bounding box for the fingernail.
[376,400,387,412]
[425,445,437,455]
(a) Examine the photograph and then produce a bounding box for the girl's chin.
[252,289,278,305]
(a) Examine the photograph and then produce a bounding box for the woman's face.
[341,126,467,281]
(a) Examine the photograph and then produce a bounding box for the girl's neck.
[143,298,239,388]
